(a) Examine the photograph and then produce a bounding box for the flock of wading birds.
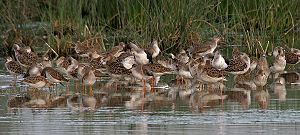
[4,37,300,96]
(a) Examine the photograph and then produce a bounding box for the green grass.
[0,0,299,58]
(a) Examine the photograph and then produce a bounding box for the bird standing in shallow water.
[253,70,268,90]
[82,67,96,96]
[5,57,24,84]
[128,41,160,95]
[176,50,191,87]
[212,50,228,103]
[196,59,224,93]
[105,56,133,92]
[256,53,271,77]
[21,76,51,94]
[42,67,69,90]
[143,62,173,90]
[270,47,286,81]
[285,49,300,71]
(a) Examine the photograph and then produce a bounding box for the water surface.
[0,59,300,135]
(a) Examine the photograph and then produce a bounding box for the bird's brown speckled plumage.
[225,53,250,75]
[21,76,48,84]
[94,70,107,78]
[21,76,51,88]
[90,60,106,69]
[187,37,221,57]
[106,61,131,77]
[285,52,300,65]
[226,59,247,72]
[57,57,71,73]
[253,69,268,88]
[232,46,243,59]
[67,66,78,80]
[143,62,173,74]
[42,67,69,82]
[14,45,39,67]
[203,60,223,78]
[108,42,126,57]
[74,41,90,57]
[5,57,24,75]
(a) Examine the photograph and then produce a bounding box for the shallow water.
[1,59,300,135]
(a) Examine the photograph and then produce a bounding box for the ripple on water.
[0,64,300,134]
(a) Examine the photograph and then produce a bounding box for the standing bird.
[5,57,24,84]
[253,69,268,90]
[270,50,286,81]
[178,64,194,87]
[129,43,150,65]
[187,36,222,57]
[196,59,224,93]
[105,57,133,92]
[82,67,96,95]
[176,50,191,86]
[285,50,300,71]
[42,67,69,89]
[253,53,270,90]
[257,53,271,77]
[225,53,251,75]
[128,43,152,94]
[21,76,51,91]
[212,50,228,103]
[67,65,80,92]
[143,62,174,87]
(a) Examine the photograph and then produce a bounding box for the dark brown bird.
[285,52,300,71]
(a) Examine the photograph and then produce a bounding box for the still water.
[0,59,300,135]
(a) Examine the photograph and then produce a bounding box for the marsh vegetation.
[0,0,299,57]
